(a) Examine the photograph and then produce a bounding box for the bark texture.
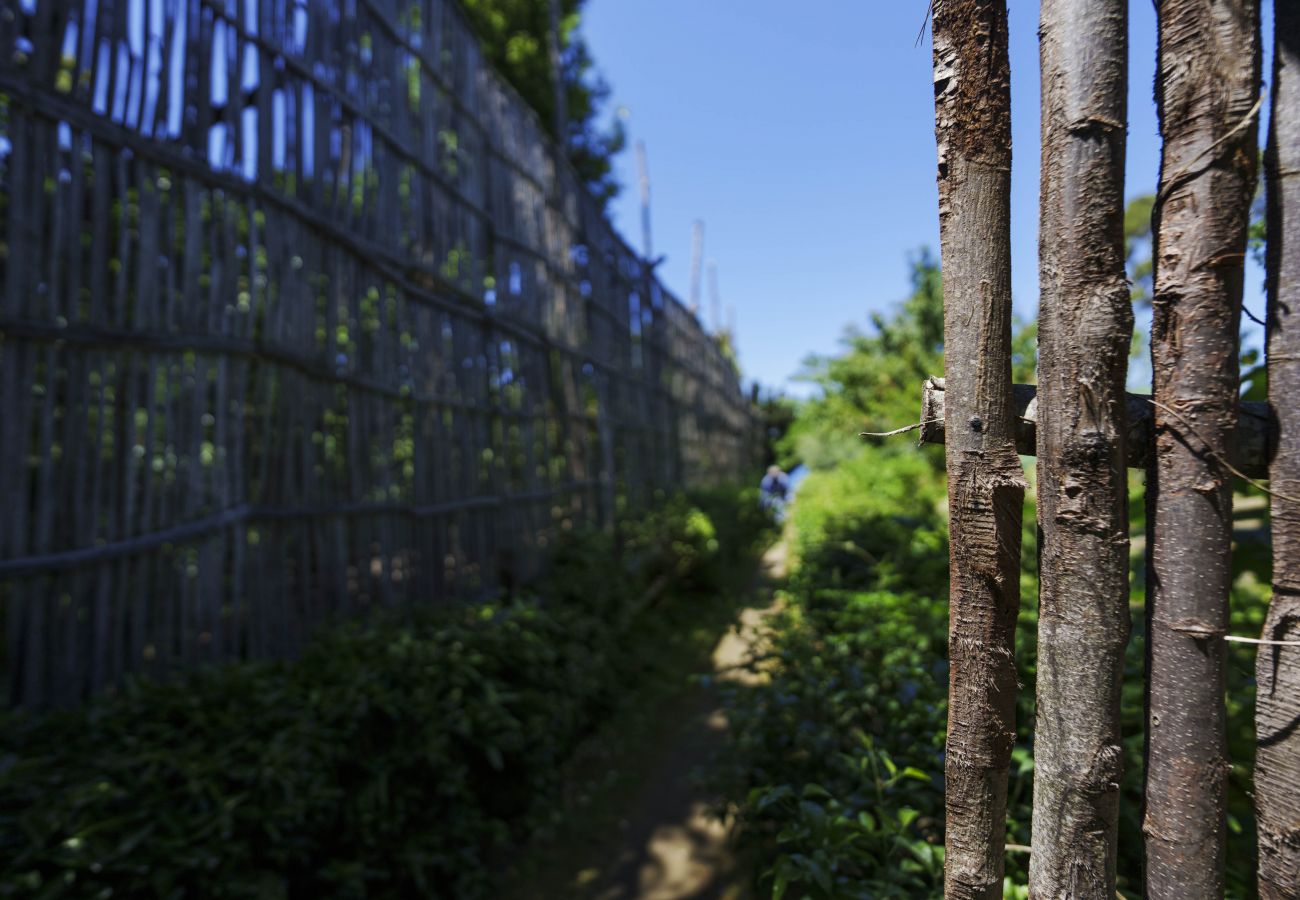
[1031,1,1131,895]
[1258,3,1300,896]
[918,379,1271,478]
[1145,2,1260,897]
[931,3,1024,897]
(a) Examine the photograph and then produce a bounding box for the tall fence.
[0,0,758,709]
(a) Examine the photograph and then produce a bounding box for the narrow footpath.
[502,543,786,900]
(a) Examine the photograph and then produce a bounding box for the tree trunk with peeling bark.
[930,3,1024,897]
[1031,0,1132,896]
[1144,2,1260,897]
[1258,3,1300,896]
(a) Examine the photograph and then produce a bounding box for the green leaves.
[787,449,949,596]
[1125,194,1156,307]
[716,414,982,897]
[458,0,624,204]
[0,490,769,899]
[715,548,952,895]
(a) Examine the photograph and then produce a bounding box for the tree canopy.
[460,0,625,204]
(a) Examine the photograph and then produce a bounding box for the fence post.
[929,2,1024,896]
[1030,0,1132,895]
[1144,2,1261,896]
[546,0,569,142]
[1257,2,1300,895]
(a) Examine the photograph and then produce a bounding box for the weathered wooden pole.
[636,139,654,260]
[930,2,1024,896]
[1031,0,1132,893]
[708,259,722,334]
[1145,1,1261,897]
[1257,2,1300,896]
[545,0,568,142]
[688,220,704,314]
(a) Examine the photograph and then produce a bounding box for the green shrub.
[720,443,1267,898]
[716,448,957,899]
[788,448,948,596]
[719,588,951,896]
[0,490,772,899]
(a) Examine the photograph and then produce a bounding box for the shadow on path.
[503,544,785,900]
[588,595,776,900]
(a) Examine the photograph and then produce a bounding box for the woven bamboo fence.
[0,0,758,709]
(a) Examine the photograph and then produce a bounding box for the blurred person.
[759,465,790,521]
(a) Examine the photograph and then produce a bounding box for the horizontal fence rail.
[0,0,758,708]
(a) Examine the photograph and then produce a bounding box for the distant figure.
[760,465,790,520]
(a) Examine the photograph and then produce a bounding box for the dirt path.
[504,544,785,900]
[585,596,775,900]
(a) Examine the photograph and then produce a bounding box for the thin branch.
[1157,91,1266,203]
[915,0,936,47]
[1225,635,1300,647]
[1244,303,1268,327]
[860,418,941,438]
[1146,396,1300,502]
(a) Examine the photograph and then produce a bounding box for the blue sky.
[583,1,1272,394]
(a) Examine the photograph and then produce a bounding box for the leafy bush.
[721,589,951,899]
[788,448,948,596]
[0,490,771,899]
[724,450,1281,898]
[716,449,957,900]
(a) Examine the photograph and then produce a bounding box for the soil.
[500,543,786,900]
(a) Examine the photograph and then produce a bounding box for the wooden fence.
[0,0,758,709]
[924,0,1289,896]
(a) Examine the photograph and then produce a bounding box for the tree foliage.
[460,0,625,204]
[780,251,1034,472]
[778,251,944,470]
[1125,194,1156,306]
